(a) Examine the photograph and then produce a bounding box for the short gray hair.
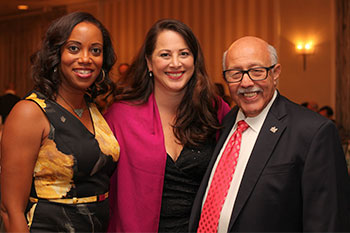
[268,44,278,65]
[222,50,228,71]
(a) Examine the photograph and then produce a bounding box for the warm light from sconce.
[295,41,315,71]
[17,5,29,10]
[295,42,314,54]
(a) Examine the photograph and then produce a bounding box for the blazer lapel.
[215,107,239,158]
[228,94,288,229]
[202,106,239,191]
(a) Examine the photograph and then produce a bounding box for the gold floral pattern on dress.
[90,103,120,162]
[26,92,47,110]
[34,138,74,199]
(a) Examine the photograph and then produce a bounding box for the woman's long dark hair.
[115,18,222,147]
[31,11,116,101]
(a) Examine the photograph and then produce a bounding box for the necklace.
[58,93,87,118]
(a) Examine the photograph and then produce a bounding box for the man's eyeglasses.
[223,64,276,83]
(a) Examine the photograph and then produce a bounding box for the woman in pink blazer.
[104,19,230,233]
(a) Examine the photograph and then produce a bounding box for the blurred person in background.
[0,82,21,124]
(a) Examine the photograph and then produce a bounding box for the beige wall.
[0,0,337,113]
[96,0,279,95]
[0,0,279,98]
[278,0,335,111]
[0,9,66,97]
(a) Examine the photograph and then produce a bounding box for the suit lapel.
[228,94,288,229]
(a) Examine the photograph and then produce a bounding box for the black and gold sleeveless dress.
[24,91,120,233]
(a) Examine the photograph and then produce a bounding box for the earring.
[53,67,57,73]
[96,69,105,85]
[149,71,153,77]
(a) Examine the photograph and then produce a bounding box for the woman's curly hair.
[31,11,116,101]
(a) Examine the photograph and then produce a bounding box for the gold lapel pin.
[60,116,66,123]
[270,126,278,133]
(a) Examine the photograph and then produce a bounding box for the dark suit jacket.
[189,93,350,232]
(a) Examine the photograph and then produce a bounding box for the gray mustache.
[237,87,263,94]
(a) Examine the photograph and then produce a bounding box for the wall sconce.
[17,5,29,10]
[295,42,315,71]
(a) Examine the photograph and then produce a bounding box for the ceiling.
[0,0,90,19]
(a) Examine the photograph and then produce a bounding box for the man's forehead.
[226,48,269,69]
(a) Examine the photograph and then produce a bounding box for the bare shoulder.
[10,99,44,118]
[4,99,50,139]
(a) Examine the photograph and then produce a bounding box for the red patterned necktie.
[197,120,249,233]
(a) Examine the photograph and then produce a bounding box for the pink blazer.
[104,93,230,232]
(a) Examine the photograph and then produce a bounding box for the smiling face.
[60,21,103,93]
[146,30,195,96]
[225,37,281,117]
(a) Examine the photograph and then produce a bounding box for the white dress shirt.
[202,91,277,233]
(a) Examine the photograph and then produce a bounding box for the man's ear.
[272,63,281,84]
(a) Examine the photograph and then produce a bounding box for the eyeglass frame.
[222,64,277,83]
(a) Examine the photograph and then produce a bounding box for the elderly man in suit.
[189,36,350,232]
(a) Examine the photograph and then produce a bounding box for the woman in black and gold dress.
[0,12,119,232]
